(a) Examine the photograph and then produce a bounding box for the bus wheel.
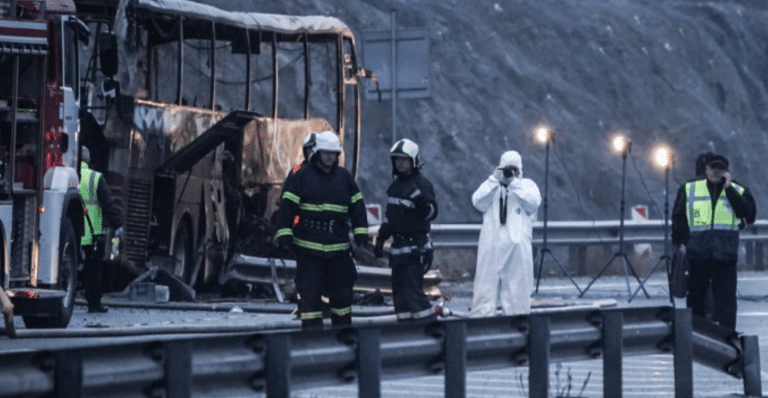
[23,218,78,329]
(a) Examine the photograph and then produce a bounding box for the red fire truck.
[0,0,92,328]
[1,0,382,330]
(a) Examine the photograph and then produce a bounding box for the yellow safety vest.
[685,179,745,233]
[80,162,103,246]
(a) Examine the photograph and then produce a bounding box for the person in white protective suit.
[470,150,541,317]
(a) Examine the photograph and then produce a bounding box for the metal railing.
[218,219,768,296]
[0,306,761,398]
[221,254,444,298]
[430,220,768,271]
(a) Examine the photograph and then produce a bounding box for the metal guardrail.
[431,220,768,247]
[219,220,768,295]
[430,220,768,271]
[0,306,760,398]
[220,254,443,298]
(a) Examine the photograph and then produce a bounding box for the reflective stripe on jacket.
[80,162,103,246]
[684,179,746,262]
[276,162,368,257]
[379,171,438,243]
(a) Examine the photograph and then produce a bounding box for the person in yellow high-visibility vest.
[80,146,123,313]
[672,154,756,329]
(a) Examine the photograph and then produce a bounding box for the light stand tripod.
[533,130,582,294]
[579,138,649,299]
[629,149,674,302]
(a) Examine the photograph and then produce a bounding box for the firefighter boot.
[301,318,323,330]
[331,313,352,327]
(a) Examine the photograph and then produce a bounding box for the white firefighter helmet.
[390,138,421,169]
[310,131,341,161]
[301,132,317,160]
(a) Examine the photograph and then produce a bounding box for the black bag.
[669,249,689,299]
[95,234,109,260]
[85,213,110,261]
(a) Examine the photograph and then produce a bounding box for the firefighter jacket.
[288,161,308,178]
[671,178,755,263]
[80,162,123,246]
[276,162,368,257]
[378,170,438,244]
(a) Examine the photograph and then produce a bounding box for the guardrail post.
[756,242,764,271]
[529,315,550,398]
[165,340,192,398]
[55,349,82,398]
[570,245,587,276]
[357,327,381,398]
[603,310,623,397]
[444,320,466,398]
[266,334,291,398]
[740,335,762,397]
[745,242,754,269]
[673,308,693,398]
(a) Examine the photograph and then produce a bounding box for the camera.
[502,166,519,178]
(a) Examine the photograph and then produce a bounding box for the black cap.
[695,152,714,176]
[707,154,729,169]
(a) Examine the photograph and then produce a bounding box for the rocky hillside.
[211,0,768,223]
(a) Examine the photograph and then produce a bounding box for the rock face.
[208,0,768,223]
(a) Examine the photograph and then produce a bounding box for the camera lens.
[503,168,514,178]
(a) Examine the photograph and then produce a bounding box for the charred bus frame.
[74,0,375,290]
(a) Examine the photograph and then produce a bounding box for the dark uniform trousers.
[295,251,357,329]
[687,256,737,329]
[83,238,106,307]
[390,236,434,322]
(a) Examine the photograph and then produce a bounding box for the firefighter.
[287,132,317,178]
[374,139,438,322]
[672,154,756,329]
[274,131,368,329]
[80,146,123,313]
[275,132,318,230]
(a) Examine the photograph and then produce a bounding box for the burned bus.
[73,0,376,294]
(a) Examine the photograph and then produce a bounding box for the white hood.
[498,150,523,177]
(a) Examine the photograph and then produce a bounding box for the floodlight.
[631,145,676,302]
[654,146,674,170]
[535,126,553,144]
[581,134,648,300]
[612,135,631,154]
[532,125,581,294]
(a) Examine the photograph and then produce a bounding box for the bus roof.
[137,0,355,40]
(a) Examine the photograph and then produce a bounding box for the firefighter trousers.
[390,250,434,322]
[295,251,357,329]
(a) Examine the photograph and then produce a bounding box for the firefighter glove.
[354,235,369,248]
[373,238,385,258]
[276,235,293,252]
